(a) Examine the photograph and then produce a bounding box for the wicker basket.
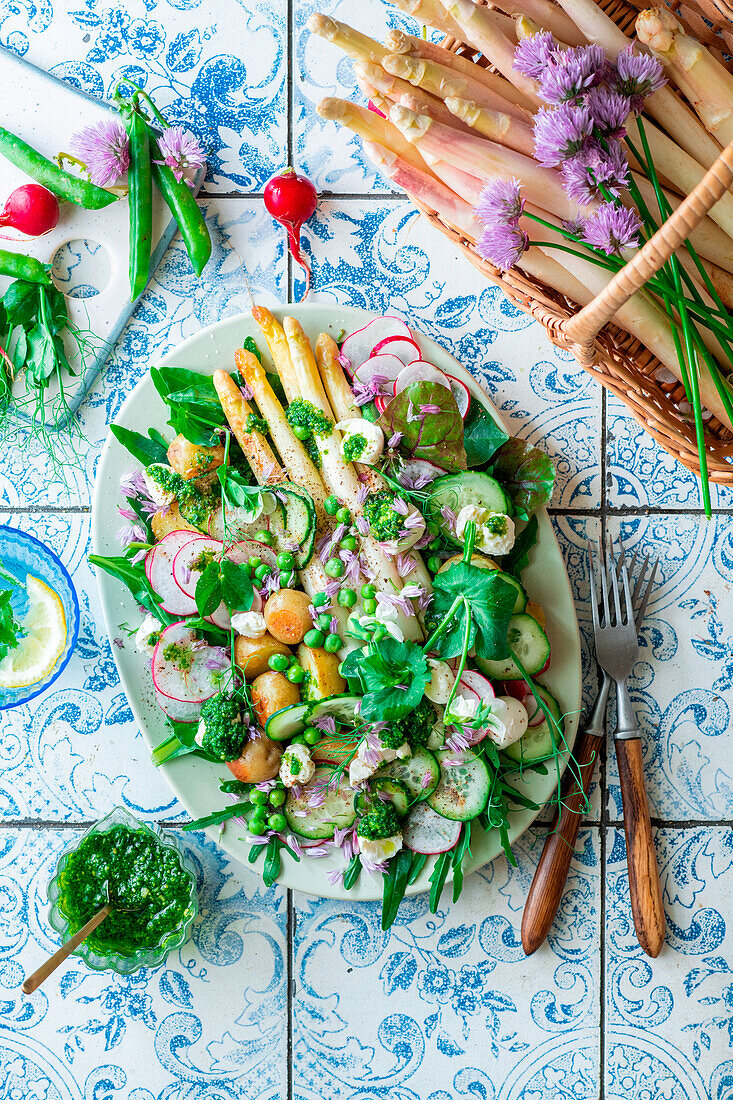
[423,0,733,483]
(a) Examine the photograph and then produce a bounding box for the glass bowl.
[0,524,80,710]
[47,806,199,975]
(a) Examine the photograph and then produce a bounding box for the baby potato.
[264,589,313,645]
[438,553,499,573]
[313,730,359,765]
[151,502,199,540]
[227,735,283,783]
[526,600,546,628]
[251,671,300,726]
[296,644,346,700]
[167,434,226,480]
[234,633,291,680]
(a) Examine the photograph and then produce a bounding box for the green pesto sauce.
[289,753,302,776]
[246,412,268,435]
[57,825,194,955]
[286,398,333,439]
[148,464,218,527]
[363,489,402,542]
[342,433,367,462]
[191,548,217,573]
[163,641,194,672]
[484,514,508,536]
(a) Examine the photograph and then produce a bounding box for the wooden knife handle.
[615,737,665,957]
[521,727,601,956]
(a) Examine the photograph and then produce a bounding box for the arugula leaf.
[263,836,284,887]
[378,381,467,472]
[219,559,254,613]
[151,366,226,445]
[0,589,22,660]
[343,854,362,890]
[242,335,262,362]
[491,438,555,520]
[341,636,430,721]
[381,848,414,930]
[462,401,508,467]
[110,424,169,467]
[431,563,516,660]
[89,554,172,625]
[428,850,452,913]
[503,515,539,577]
[182,803,250,831]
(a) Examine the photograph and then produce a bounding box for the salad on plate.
[91,306,572,928]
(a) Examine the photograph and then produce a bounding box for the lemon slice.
[0,575,67,691]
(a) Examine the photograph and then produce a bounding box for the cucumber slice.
[285,766,357,839]
[356,777,411,817]
[208,498,287,542]
[427,471,509,547]
[404,802,461,854]
[308,694,362,727]
[503,685,563,764]
[378,747,440,800]
[265,703,310,742]
[497,572,527,614]
[428,750,490,821]
[474,612,550,679]
[269,484,316,568]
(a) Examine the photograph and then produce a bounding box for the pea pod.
[0,125,116,210]
[0,248,51,286]
[125,110,153,301]
[150,138,211,277]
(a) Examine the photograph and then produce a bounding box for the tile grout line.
[599,385,607,1100]
[3,816,730,830]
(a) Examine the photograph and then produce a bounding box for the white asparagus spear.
[317,97,436,178]
[444,0,543,102]
[383,52,531,123]
[251,305,299,401]
[636,8,733,148]
[355,61,474,133]
[550,0,724,171]
[388,0,468,40]
[444,97,535,155]
[492,0,586,45]
[385,28,537,112]
[307,12,390,67]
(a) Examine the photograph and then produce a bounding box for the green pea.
[293,424,310,441]
[269,788,287,808]
[337,588,357,608]
[325,558,345,578]
[248,556,261,571]
[287,665,306,683]
[363,598,377,615]
[427,555,442,573]
[250,789,269,807]
[324,495,340,516]
[277,551,295,569]
[428,538,442,552]
[280,570,298,588]
[290,734,307,746]
[254,564,271,583]
[317,612,333,631]
[312,591,329,607]
[269,653,290,672]
[303,726,321,746]
[267,812,287,831]
[255,529,274,546]
[304,628,325,648]
[249,817,267,836]
[324,634,341,654]
[340,535,357,552]
[361,583,376,598]
[335,506,351,525]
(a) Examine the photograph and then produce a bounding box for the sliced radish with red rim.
[152,622,228,703]
[155,689,202,723]
[373,394,389,414]
[397,457,447,488]
[173,536,222,600]
[225,539,278,570]
[447,375,471,418]
[341,316,412,373]
[145,531,200,616]
[394,360,452,396]
[453,670,496,745]
[353,353,404,389]
[404,802,461,854]
[371,335,421,365]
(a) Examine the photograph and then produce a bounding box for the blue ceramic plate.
[0,525,80,710]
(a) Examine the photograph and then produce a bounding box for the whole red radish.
[0,184,60,237]
[263,167,318,300]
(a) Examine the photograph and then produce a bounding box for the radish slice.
[404,802,461,854]
[353,353,405,389]
[225,540,278,570]
[397,458,447,489]
[341,317,412,373]
[371,335,421,365]
[155,689,202,723]
[173,536,222,600]
[208,504,279,543]
[453,670,497,745]
[152,622,227,703]
[447,375,471,419]
[373,394,389,414]
[145,531,199,616]
[395,361,452,396]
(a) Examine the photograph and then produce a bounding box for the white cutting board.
[0,47,205,424]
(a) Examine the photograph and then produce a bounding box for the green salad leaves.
[341,635,431,722]
[379,381,467,472]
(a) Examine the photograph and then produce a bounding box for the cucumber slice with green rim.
[378,747,440,800]
[428,750,490,821]
[404,802,462,854]
[427,471,510,547]
[474,612,550,679]
[269,484,316,568]
[309,694,362,727]
[497,571,527,613]
[265,703,310,742]
[503,685,563,765]
[208,497,287,542]
[284,766,357,839]
[356,777,411,817]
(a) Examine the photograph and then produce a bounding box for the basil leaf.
[195,560,222,617]
[89,554,172,625]
[220,559,254,613]
[242,335,262,362]
[220,467,262,520]
[462,401,509,467]
[378,381,467,472]
[491,438,555,520]
[110,424,169,467]
[0,589,22,661]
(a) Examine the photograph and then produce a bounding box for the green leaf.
[110,424,169,467]
[503,515,539,577]
[381,848,414,930]
[2,280,40,327]
[89,554,172,625]
[183,803,249,831]
[407,852,427,886]
[242,335,262,362]
[151,366,226,445]
[262,836,283,887]
[219,466,262,520]
[343,854,362,890]
[194,560,222,617]
[462,401,509,467]
[378,381,467,472]
[341,635,431,721]
[0,589,22,661]
[219,559,254,613]
[491,438,555,520]
[431,564,516,660]
[428,850,451,913]
[25,323,57,382]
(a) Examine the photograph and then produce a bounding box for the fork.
[590,540,665,958]
[521,547,655,956]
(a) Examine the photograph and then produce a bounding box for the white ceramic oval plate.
[92,305,582,901]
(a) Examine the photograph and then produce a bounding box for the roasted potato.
[151,502,199,540]
[227,735,283,783]
[264,589,313,645]
[312,730,359,764]
[526,601,546,628]
[251,671,300,726]
[438,553,499,573]
[234,633,291,680]
[167,434,226,480]
[296,644,346,699]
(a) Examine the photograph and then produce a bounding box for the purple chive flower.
[377,590,413,617]
[338,352,352,371]
[478,222,529,270]
[420,403,441,414]
[356,514,369,536]
[393,497,410,516]
[581,203,642,255]
[240,382,254,400]
[360,854,388,876]
[387,430,403,449]
[406,401,423,423]
[120,469,148,497]
[356,484,369,504]
[72,118,130,186]
[155,126,206,185]
[513,31,558,79]
[313,714,336,734]
[118,521,146,549]
[584,86,629,141]
[539,44,607,104]
[560,140,629,204]
[475,177,525,226]
[352,373,390,406]
[328,867,345,887]
[611,46,666,114]
[533,103,594,167]
[396,552,417,577]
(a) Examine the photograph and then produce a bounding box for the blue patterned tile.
[606,826,732,1100]
[293,828,600,1099]
[1,827,286,1096]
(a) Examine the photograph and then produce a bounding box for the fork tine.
[598,538,610,627]
[587,542,600,632]
[620,560,634,627]
[635,560,658,627]
[631,554,649,610]
[607,539,622,625]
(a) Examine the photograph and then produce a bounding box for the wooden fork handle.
[521,727,602,955]
[615,737,665,958]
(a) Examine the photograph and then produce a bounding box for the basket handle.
[561,137,733,348]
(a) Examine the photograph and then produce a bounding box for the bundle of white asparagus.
[308,0,733,440]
